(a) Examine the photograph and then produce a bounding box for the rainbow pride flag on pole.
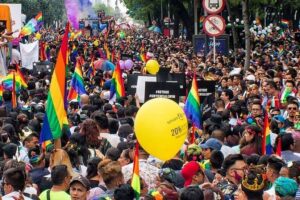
[19,12,43,37]
[39,23,70,147]
[110,62,125,100]
[67,61,86,101]
[131,143,140,199]
[262,113,273,155]
[16,65,27,88]
[12,72,17,109]
[184,74,201,128]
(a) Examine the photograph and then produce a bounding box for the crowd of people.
[0,17,300,200]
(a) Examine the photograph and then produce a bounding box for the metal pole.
[194,0,198,35]
[213,36,216,63]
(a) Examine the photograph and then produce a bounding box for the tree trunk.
[242,0,250,71]
[170,0,193,40]
[173,14,180,38]
[147,11,151,27]
[226,0,239,58]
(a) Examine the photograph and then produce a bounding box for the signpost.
[201,0,226,62]
[203,15,225,62]
[202,0,225,14]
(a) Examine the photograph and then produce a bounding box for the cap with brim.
[199,138,222,151]
[70,175,90,190]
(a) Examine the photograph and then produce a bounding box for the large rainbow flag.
[184,74,201,128]
[262,113,273,155]
[67,60,86,101]
[131,143,140,199]
[2,70,26,92]
[110,63,125,100]
[19,12,43,37]
[39,23,70,147]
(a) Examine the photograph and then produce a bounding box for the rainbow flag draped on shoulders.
[67,60,86,101]
[262,112,273,155]
[131,143,140,199]
[110,62,125,100]
[184,74,201,128]
[39,23,70,149]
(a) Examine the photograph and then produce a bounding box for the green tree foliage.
[93,2,115,16]
[1,0,66,25]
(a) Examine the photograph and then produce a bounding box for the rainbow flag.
[16,65,27,88]
[0,85,3,105]
[41,140,53,152]
[12,72,17,109]
[104,43,111,61]
[110,62,125,100]
[138,53,147,63]
[280,87,292,104]
[35,12,43,30]
[87,58,96,78]
[19,12,43,37]
[39,23,70,145]
[281,19,289,27]
[184,74,201,128]
[67,61,86,101]
[262,113,272,155]
[131,143,140,199]
[2,72,22,92]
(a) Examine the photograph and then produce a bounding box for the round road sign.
[202,0,225,14]
[203,15,226,37]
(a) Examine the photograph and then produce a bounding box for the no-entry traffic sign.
[203,15,226,37]
[202,0,225,14]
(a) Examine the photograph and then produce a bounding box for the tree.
[242,0,250,71]
[93,2,115,16]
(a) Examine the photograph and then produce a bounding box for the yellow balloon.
[134,98,188,161]
[93,40,99,47]
[146,59,160,75]
[35,33,41,40]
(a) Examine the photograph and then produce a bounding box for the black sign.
[156,69,186,96]
[197,80,216,101]
[193,34,229,56]
[32,61,54,76]
[125,74,139,95]
[145,82,180,102]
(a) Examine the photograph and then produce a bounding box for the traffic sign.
[202,0,225,14]
[203,15,226,37]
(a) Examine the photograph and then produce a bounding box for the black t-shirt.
[284,119,294,128]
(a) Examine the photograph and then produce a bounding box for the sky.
[90,0,128,14]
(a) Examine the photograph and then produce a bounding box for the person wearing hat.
[181,161,206,188]
[70,175,90,200]
[199,138,222,170]
[234,170,265,200]
[274,177,298,199]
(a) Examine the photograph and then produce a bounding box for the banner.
[126,74,139,96]
[20,41,39,70]
[157,69,186,96]
[136,75,156,103]
[145,82,179,103]
[193,34,229,56]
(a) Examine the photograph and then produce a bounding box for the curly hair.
[80,119,100,148]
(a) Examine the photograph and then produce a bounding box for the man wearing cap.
[199,138,222,170]
[70,175,90,200]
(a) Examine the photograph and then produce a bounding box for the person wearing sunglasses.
[284,100,299,129]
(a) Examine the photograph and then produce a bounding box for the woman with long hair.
[239,125,262,155]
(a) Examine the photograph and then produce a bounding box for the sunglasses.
[288,107,298,111]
